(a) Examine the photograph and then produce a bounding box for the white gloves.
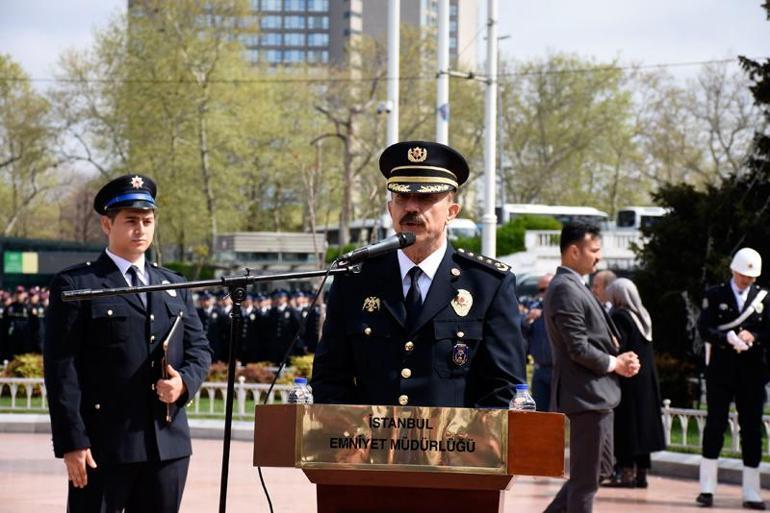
[727,330,750,353]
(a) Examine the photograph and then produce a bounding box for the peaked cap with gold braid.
[379,141,470,194]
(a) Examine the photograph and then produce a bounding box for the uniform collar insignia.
[362,296,381,313]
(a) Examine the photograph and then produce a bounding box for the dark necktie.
[127,265,147,308]
[405,267,423,329]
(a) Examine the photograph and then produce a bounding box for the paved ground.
[0,433,762,512]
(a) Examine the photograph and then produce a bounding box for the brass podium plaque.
[298,404,508,474]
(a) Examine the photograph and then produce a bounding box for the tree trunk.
[197,98,217,258]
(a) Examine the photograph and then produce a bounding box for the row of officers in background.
[0,286,49,361]
[0,284,323,366]
[196,288,323,364]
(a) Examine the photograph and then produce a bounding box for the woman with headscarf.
[603,278,666,488]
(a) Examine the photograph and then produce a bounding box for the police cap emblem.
[407,146,428,163]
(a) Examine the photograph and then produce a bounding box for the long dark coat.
[611,308,666,459]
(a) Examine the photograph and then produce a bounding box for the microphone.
[339,232,416,265]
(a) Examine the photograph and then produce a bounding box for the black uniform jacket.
[698,282,770,386]
[311,245,526,408]
[43,252,212,464]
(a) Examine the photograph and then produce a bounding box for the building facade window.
[284,32,305,46]
[283,15,306,28]
[261,15,281,28]
[241,34,259,47]
[307,15,329,29]
[262,0,282,10]
[265,49,282,63]
[285,0,306,11]
[261,32,282,45]
[307,0,328,13]
[307,32,329,47]
[283,49,305,63]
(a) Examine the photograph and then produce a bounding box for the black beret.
[93,174,157,215]
[379,141,469,194]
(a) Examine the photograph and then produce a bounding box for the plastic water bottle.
[287,377,313,404]
[509,384,536,411]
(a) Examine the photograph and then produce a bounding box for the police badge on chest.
[452,342,469,367]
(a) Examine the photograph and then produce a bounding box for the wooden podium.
[253,404,565,513]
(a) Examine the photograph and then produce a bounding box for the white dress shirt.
[730,278,750,311]
[396,238,448,302]
[105,248,148,286]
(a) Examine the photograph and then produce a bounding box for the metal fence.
[4,377,770,456]
[0,377,292,421]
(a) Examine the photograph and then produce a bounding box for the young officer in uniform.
[696,247,770,510]
[43,175,212,513]
[311,141,526,408]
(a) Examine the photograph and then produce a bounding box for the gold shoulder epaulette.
[455,248,510,273]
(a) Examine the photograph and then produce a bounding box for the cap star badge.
[130,175,144,189]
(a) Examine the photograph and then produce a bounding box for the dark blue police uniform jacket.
[698,282,770,386]
[311,245,526,408]
[43,252,212,464]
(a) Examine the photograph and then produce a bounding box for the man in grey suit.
[543,221,640,513]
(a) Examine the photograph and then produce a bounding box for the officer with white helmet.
[696,247,770,510]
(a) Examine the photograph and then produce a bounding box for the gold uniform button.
[151,384,156,391]
[94,404,101,410]
[401,368,412,379]
[150,335,156,342]
[150,314,155,321]
[364,327,372,335]
[457,331,465,338]
[450,268,461,277]
[398,395,409,406]
[107,309,113,316]
[404,341,415,352]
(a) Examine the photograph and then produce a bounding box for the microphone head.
[398,232,417,248]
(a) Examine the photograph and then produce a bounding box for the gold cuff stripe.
[387,176,458,187]
[390,165,458,179]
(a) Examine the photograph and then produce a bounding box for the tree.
[633,19,770,404]
[499,54,645,214]
[0,55,60,236]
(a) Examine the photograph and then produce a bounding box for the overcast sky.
[1,0,768,82]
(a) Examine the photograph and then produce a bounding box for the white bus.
[497,204,609,227]
[615,206,669,230]
[317,216,479,245]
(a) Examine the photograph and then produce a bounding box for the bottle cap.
[294,377,308,384]
[515,384,529,391]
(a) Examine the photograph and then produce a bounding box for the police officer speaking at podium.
[696,248,770,510]
[311,141,527,408]
[43,175,212,513]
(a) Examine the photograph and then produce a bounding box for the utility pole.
[386,0,400,146]
[436,0,449,144]
[481,0,498,257]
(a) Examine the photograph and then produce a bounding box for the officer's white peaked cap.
[730,247,762,278]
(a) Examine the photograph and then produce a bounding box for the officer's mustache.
[400,213,425,226]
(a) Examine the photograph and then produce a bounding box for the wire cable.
[0,57,762,86]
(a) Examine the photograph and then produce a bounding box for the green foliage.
[2,353,43,378]
[633,33,770,405]
[324,243,358,264]
[290,355,314,379]
[163,261,217,280]
[453,215,561,256]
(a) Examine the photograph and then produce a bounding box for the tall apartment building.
[242,0,478,69]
